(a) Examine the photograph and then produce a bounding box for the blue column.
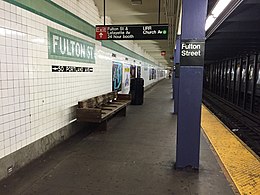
[175,0,207,169]
[171,62,175,100]
[173,35,181,114]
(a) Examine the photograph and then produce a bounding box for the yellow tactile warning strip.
[201,105,260,195]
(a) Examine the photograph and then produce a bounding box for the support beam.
[173,35,181,114]
[175,0,207,169]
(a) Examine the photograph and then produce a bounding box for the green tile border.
[3,0,158,66]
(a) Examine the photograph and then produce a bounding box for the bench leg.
[116,107,126,117]
[96,120,107,131]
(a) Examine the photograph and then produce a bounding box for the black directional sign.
[96,24,168,40]
[52,65,93,72]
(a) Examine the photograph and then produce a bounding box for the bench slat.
[102,107,113,110]
[101,106,124,120]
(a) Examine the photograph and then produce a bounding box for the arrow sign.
[52,67,59,71]
[52,65,94,72]
[96,27,108,40]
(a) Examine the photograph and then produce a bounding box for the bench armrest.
[76,108,102,122]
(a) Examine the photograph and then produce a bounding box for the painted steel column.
[175,0,207,169]
[173,35,181,114]
[172,49,176,99]
[172,58,175,100]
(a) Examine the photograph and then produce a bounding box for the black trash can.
[130,78,144,105]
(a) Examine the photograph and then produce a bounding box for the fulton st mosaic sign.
[48,26,95,63]
[96,24,168,40]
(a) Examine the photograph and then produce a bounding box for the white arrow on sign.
[99,32,103,38]
[52,67,58,70]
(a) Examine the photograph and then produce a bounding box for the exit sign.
[161,51,166,56]
[96,24,168,40]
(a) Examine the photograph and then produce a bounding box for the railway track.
[203,90,260,157]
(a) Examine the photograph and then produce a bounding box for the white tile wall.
[0,0,165,159]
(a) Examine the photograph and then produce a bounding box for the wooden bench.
[76,92,131,131]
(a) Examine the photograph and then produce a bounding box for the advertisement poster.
[130,65,136,78]
[153,69,156,79]
[112,61,122,91]
[149,68,152,80]
[137,66,141,78]
[123,64,130,93]
[149,68,157,80]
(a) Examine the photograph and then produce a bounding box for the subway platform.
[0,79,234,195]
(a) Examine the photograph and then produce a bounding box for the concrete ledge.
[0,121,89,181]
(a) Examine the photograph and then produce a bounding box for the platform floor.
[0,79,234,195]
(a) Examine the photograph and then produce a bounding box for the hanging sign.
[96,24,168,40]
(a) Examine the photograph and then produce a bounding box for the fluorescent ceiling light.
[205,0,232,31]
[212,0,232,17]
[177,5,182,35]
[205,15,215,31]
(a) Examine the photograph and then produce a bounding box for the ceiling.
[93,0,260,66]
[93,0,181,67]
[205,0,260,63]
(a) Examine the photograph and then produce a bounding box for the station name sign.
[180,40,205,66]
[96,24,168,40]
[48,26,95,64]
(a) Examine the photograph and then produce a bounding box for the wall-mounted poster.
[123,64,130,93]
[149,68,157,80]
[137,66,141,78]
[124,66,130,87]
[153,69,156,79]
[112,61,122,91]
[149,68,152,80]
[130,65,136,78]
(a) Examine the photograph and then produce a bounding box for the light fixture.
[131,0,142,5]
[205,15,215,31]
[212,0,231,18]
[205,0,232,31]
[177,6,182,35]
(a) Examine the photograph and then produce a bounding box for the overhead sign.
[96,24,168,40]
[180,40,205,66]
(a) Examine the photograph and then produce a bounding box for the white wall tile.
[0,0,165,159]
